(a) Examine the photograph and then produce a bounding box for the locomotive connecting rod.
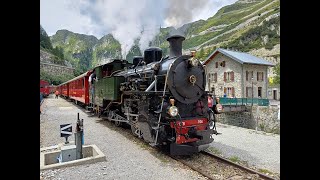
[145,75,158,92]
[145,80,156,92]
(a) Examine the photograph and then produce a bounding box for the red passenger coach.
[59,83,69,98]
[40,80,50,97]
[65,71,91,105]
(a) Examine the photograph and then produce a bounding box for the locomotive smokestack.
[167,35,185,57]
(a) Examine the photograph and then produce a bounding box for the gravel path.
[40,95,206,180]
[210,123,280,174]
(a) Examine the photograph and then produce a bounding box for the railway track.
[169,151,278,180]
[202,151,277,180]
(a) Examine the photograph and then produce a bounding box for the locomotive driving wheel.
[115,121,121,127]
[130,116,142,137]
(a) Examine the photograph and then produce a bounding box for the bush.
[40,70,75,85]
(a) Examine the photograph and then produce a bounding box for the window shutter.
[223,61,226,67]
[224,72,226,82]
[232,87,235,97]
[246,71,248,81]
[224,87,227,94]
[257,72,259,81]
[214,73,217,82]
[216,62,218,68]
[231,71,234,82]
[262,72,264,81]
[246,87,248,97]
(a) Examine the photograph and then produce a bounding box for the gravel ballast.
[210,122,280,174]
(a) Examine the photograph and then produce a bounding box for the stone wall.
[40,62,74,76]
[252,105,280,134]
[215,105,280,134]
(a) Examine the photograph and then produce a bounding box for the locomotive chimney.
[166,35,185,57]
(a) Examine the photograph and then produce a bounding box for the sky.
[40,0,238,55]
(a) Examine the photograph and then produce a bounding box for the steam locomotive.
[58,34,219,155]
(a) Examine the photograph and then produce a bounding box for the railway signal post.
[75,113,84,159]
[60,123,72,144]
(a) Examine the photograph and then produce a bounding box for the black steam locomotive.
[91,34,218,155]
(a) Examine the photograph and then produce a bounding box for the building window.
[220,61,225,67]
[215,62,218,68]
[224,71,234,82]
[257,72,264,81]
[214,73,217,82]
[246,71,254,81]
[224,87,235,97]
[246,87,253,98]
[258,87,262,97]
[251,71,254,80]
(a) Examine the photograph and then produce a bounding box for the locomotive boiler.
[89,34,218,155]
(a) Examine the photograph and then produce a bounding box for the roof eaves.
[243,62,275,66]
[218,49,244,64]
[203,49,219,65]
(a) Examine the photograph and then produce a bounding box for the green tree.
[40,25,53,50]
[273,63,280,84]
[196,48,204,60]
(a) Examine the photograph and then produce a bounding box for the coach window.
[102,64,113,77]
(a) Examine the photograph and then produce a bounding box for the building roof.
[203,48,275,66]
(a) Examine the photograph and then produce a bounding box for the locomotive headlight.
[190,58,199,67]
[168,106,179,117]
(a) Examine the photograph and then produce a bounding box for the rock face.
[40,50,55,64]
[51,31,122,69]
[50,30,99,71]
[92,34,122,66]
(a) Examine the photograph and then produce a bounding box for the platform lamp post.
[251,76,254,106]
[251,76,256,131]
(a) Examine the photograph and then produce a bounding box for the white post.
[278,104,280,120]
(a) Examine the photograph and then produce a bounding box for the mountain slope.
[51,30,98,74]
[92,34,122,66]
[40,26,75,84]
[150,0,279,59]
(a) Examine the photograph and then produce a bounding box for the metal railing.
[219,97,269,106]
